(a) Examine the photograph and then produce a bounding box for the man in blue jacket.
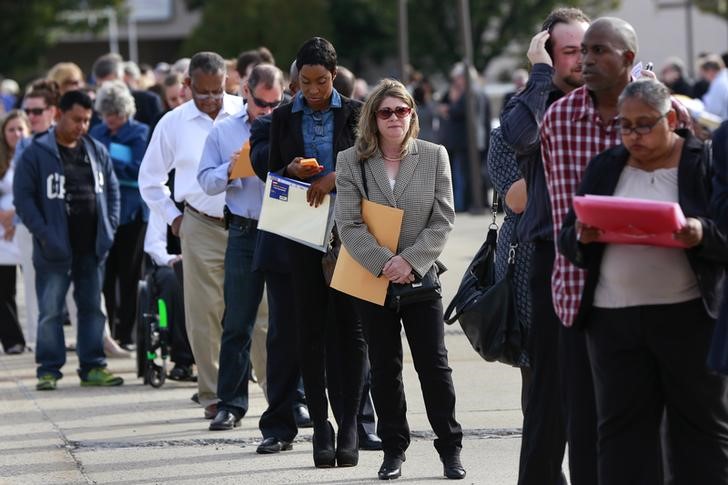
[13,90,122,391]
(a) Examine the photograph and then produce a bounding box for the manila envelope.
[229,141,255,180]
[331,199,403,306]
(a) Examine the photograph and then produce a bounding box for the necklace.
[382,154,402,162]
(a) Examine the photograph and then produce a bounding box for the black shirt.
[58,142,97,253]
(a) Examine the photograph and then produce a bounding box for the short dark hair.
[296,37,337,73]
[189,52,226,77]
[92,53,123,81]
[333,65,355,97]
[58,90,94,112]
[542,8,591,59]
[236,50,263,77]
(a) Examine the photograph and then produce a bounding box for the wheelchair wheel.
[146,364,166,388]
[135,280,150,379]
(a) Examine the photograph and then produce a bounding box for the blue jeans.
[217,221,265,416]
[35,253,106,380]
[450,151,470,212]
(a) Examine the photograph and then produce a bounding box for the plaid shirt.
[540,85,692,327]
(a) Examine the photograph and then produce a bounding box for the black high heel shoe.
[335,425,359,467]
[312,421,336,468]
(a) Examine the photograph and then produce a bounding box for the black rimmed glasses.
[619,112,668,136]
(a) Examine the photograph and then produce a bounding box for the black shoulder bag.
[443,193,523,366]
[359,162,441,312]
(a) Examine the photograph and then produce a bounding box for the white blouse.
[593,165,701,308]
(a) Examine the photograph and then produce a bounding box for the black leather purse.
[443,195,524,366]
[359,162,441,312]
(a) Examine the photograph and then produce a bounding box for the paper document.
[573,194,688,248]
[258,174,335,252]
[330,199,404,305]
[229,141,255,180]
[109,142,132,164]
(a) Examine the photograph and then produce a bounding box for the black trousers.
[517,241,567,485]
[0,265,24,351]
[587,299,728,485]
[259,270,300,442]
[354,296,463,459]
[289,243,366,436]
[104,216,146,345]
[151,264,193,366]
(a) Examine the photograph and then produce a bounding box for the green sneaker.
[81,368,124,387]
[36,374,57,391]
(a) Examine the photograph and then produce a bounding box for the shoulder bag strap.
[360,161,369,199]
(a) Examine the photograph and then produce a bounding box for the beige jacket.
[334,138,455,278]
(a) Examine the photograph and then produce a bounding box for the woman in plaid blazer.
[335,79,465,481]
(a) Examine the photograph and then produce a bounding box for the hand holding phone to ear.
[527,30,553,67]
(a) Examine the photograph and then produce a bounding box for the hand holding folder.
[330,200,404,306]
[229,141,255,180]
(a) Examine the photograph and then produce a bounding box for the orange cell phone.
[300,158,320,168]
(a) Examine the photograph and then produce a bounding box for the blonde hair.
[356,78,419,161]
[47,62,84,88]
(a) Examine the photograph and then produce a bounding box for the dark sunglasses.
[251,94,281,109]
[24,107,47,116]
[376,106,412,120]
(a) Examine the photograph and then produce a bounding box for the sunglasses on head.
[251,94,281,109]
[376,106,412,120]
[24,107,47,116]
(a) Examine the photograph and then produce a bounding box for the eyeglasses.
[619,113,668,136]
[250,94,281,109]
[376,106,412,120]
[190,83,224,101]
[24,107,47,116]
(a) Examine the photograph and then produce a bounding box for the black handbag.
[358,162,441,311]
[443,195,525,366]
[386,265,442,312]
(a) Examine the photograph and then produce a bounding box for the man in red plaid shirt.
[539,17,692,485]
[541,18,691,327]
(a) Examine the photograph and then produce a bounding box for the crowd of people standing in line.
[0,9,728,483]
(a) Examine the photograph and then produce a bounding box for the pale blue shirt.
[703,69,728,121]
[197,107,265,219]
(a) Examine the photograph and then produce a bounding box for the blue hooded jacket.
[13,127,120,271]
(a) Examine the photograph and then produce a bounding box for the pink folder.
[572,195,688,248]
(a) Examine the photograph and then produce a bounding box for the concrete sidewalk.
[0,213,529,485]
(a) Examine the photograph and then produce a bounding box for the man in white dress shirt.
[139,52,243,417]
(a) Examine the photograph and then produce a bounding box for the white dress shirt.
[138,94,244,224]
[144,209,175,266]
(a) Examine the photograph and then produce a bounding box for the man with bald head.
[540,16,692,485]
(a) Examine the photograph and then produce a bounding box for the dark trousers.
[587,299,728,485]
[259,270,300,442]
[289,243,366,436]
[354,297,463,459]
[0,265,24,351]
[150,264,193,366]
[217,223,264,417]
[104,216,146,345]
[518,241,567,485]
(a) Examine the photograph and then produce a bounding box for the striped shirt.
[540,85,691,327]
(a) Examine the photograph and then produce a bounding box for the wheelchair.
[135,271,171,388]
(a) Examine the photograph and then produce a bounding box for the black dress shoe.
[335,425,358,467]
[378,455,404,480]
[191,392,200,404]
[209,410,242,431]
[441,454,466,479]
[168,364,196,382]
[256,437,293,454]
[359,431,383,450]
[293,404,313,428]
[312,421,336,468]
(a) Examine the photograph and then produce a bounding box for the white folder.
[258,173,335,252]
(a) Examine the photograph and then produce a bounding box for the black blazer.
[559,130,728,327]
[132,90,164,128]
[268,94,361,176]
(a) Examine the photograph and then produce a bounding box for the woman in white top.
[559,79,728,485]
[0,110,30,354]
